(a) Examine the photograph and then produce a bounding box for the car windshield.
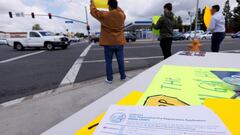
[39,31,55,36]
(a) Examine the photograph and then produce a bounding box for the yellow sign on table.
[138,65,240,106]
[152,16,160,36]
[74,91,143,135]
[204,99,240,135]
[94,0,108,9]
[204,5,212,29]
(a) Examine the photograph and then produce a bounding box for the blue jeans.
[104,45,126,81]
[211,32,225,52]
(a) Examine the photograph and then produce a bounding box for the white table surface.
[42,52,240,135]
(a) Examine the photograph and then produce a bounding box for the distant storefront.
[7,32,27,38]
[125,20,158,40]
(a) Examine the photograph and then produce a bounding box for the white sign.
[94,105,231,135]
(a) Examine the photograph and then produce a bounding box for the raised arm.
[90,0,106,21]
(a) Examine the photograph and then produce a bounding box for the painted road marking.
[83,56,164,63]
[60,43,93,86]
[0,51,46,64]
[91,41,234,51]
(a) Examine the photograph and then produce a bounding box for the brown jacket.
[90,4,127,46]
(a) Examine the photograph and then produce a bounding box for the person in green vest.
[153,3,175,59]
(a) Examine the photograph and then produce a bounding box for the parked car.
[173,32,185,40]
[231,31,240,38]
[184,30,204,40]
[200,31,212,40]
[69,37,81,43]
[125,33,136,42]
[90,35,100,43]
[0,39,8,45]
[7,30,69,51]
[183,31,191,40]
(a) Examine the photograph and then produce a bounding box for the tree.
[223,0,233,32]
[32,24,43,30]
[232,0,240,31]
[176,16,183,31]
[191,8,206,31]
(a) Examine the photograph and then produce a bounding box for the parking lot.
[0,38,240,103]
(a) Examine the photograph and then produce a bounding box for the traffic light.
[9,12,13,18]
[31,12,35,18]
[87,25,90,31]
[48,13,52,19]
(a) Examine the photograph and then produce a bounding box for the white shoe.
[121,75,132,81]
[105,79,113,84]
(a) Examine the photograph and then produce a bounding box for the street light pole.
[194,0,199,38]
[85,6,90,42]
[188,11,194,31]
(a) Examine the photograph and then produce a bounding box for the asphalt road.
[0,38,240,103]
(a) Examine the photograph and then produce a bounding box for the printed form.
[93,105,231,135]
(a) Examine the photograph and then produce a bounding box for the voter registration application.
[93,105,231,135]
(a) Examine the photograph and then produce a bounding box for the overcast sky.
[0,0,238,34]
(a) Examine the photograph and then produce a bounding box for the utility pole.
[194,0,199,38]
[85,6,90,42]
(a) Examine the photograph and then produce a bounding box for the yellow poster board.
[152,16,160,36]
[74,91,143,135]
[138,65,240,106]
[204,5,212,29]
[94,0,108,9]
[204,99,240,135]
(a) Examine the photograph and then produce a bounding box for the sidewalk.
[0,69,145,135]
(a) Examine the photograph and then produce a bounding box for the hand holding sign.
[204,5,212,29]
[152,16,160,36]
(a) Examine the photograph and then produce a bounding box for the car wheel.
[15,43,24,51]
[187,37,190,40]
[126,39,129,42]
[61,45,68,50]
[45,43,55,51]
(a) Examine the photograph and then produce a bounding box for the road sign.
[65,21,74,24]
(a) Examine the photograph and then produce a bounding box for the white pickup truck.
[7,30,69,51]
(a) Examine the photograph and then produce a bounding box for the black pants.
[160,38,173,59]
[211,32,225,52]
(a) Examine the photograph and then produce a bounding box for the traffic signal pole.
[8,12,87,24]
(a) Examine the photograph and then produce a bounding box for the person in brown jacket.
[90,0,127,84]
